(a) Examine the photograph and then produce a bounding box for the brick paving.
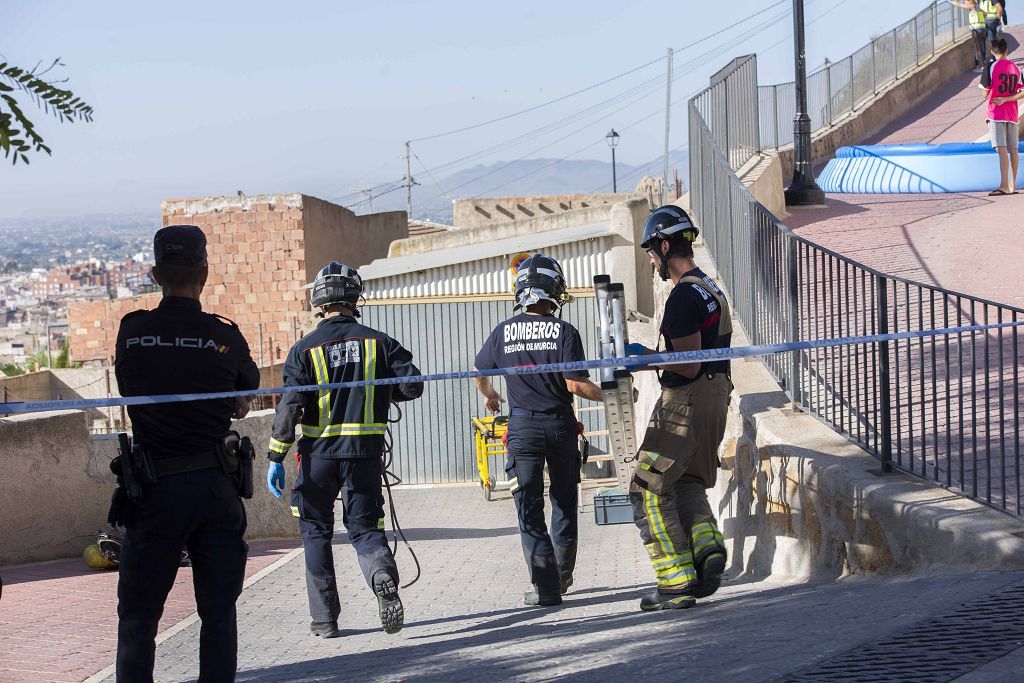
[780,31,1024,514]
[0,538,298,683]
[83,486,1024,683]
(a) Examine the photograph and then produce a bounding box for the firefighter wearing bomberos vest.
[473,254,608,607]
[266,261,423,638]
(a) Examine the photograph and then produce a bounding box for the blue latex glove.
[267,461,285,498]
[624,343,650,357]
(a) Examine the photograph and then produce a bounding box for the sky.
[0,0,931,220]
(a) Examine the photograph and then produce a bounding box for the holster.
[114,433,154,502]
[217,431,254,499]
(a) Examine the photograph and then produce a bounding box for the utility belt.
[509,406,575,418]
[108,431,255,526]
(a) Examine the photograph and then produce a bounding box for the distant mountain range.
[365,150,690,223]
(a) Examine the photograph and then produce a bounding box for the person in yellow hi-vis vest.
[266,261,423,639]
[950,0,1002,71]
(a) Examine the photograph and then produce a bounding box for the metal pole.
[611,146,617,193]
[914,14,921,65]
[892,28,898,79]
[877,274,894,473]
[785,0,825,206]
[786,237,802,406]
[824,58,833,125]
[773,85,780,148]
[46,323,52,368]
[871,40,877,94]
[404,140,413,219]
[663,47,673,192]
[105,366,113,432]
[270,337,277,409]
[258,322,264,367]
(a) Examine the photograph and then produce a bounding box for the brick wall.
[68,193,405,365]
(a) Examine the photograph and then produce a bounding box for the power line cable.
[350,0,794,211]
[408,0,788,143]
[391,1,802,214]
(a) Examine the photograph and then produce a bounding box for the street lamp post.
[606,128,620,193]
[785,0,825,207]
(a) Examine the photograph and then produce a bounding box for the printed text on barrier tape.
[1,320,1021,416]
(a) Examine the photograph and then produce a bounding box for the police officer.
[114,225,260,680]
[624,205,733,612]
[473,254,607,607]
[266,261,423,638]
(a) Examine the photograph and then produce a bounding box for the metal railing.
[688,34,1024,516]
[760,2,971,149]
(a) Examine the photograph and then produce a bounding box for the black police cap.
[154,225,208,267]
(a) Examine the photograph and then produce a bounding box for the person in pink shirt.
[983,37,1024,195]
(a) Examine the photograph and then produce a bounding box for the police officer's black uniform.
[268,274,423,634]
[475,306,589,604]
[114,225,259,681]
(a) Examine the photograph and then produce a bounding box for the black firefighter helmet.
[513,254,571,311]
[310,261,363,312]
[640,205,699,250]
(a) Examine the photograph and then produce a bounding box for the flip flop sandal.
[989,189,1010,196]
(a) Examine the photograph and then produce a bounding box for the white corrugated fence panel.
[363,237,611,300]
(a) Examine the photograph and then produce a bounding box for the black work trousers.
[117,467,247,683]
[505,413,580,597]
[291,455,397,623]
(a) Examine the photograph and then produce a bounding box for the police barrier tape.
[1,320,1022,416]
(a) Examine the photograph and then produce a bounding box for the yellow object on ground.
[83,543,117,570]
[472,415,511,501]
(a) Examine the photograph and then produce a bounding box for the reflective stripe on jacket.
[269,315,423,460]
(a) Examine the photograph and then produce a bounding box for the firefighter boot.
[372,570,404,634]
[523,587,563,607]
[691,521,727,599]
[554,543,577,595]
[639,588,697,612]
[310,621,340,638]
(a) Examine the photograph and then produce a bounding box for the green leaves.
[0,58,94,165]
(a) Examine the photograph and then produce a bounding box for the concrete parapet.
[388,203,619,258]
[0,409,298,567]
[738,151,787,221]
[1,411,113,565]
[452,192,639,230]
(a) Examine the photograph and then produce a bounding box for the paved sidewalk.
[0,538,298,683]
[124,487,1024,683]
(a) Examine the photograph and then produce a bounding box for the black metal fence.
[689,52,1024,515]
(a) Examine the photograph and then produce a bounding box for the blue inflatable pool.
[818,141,1024,193]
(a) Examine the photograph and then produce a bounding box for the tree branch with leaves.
[0,57,93,165]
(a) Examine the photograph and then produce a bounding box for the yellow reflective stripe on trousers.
[643,489,676,556]
[300,422,388,438]
[269,438,292,454]
[363,339,377,424]
[309,346,331,429]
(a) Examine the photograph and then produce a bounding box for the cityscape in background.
[0,213,158,369]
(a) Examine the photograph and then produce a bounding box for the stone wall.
[0,408,297,566]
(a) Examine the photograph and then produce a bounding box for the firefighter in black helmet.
[266,261,423,638]
[473,254,610,607]
[624,205,733,612]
